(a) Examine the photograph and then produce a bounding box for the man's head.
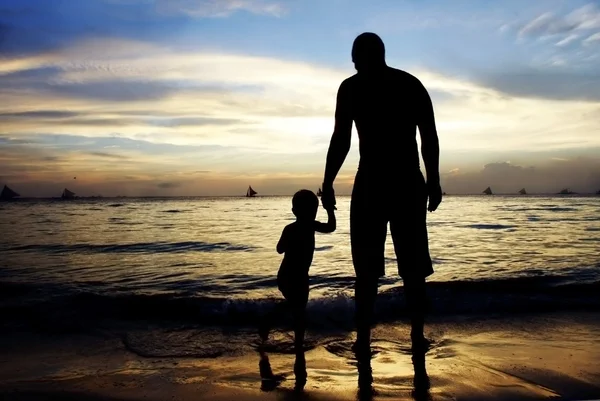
[292,189,319,221]
[352,32,386,72]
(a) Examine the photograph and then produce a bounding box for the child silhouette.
[260,189,336,359]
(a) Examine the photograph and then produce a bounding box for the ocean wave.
[3,241,255,254]
[465,224,515,230]
[2,275,599,332]
[496,206,578,212]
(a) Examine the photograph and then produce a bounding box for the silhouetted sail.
[519,188,527,195]
[483,186,492,195]
[317,188,322,196]
[1,185,20,199]
[62,188,76,199]
[246,186,257,197]
[558,188,574,195]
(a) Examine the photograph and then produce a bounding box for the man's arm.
[416,80,442,212]
[322,81,353,205]
[314,208,336,233]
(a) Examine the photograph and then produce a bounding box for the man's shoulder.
[388,67,423,86]
[340,74,358,89]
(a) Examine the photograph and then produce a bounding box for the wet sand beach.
[1,312,599,401]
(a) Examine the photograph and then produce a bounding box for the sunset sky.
[1,0,600,196]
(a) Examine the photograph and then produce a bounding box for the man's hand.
[427,182,442,212]
[321,184,336,211]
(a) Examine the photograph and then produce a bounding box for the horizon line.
[2,193,600,200]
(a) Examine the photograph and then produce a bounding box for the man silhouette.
[321,32,442,355]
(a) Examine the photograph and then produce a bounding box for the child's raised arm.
[314,207,336,233]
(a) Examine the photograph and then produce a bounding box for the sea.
[1,195,599,354]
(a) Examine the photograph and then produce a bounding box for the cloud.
[476,69,600,101]
[556,34,579,47]
[519,13,568,37]
[502,4,600,71]
[518,4,600,38]
[154,0,286,18]
[157,181,181,189]
[442,158,600,194]
[2,33,600,195]
[0,38,347,152]
[0,110,80,119]
[88,151,130,160]
[0,0,286,57]
[498,23,511,34]
[2,37,600,160]
[583,32,600,45]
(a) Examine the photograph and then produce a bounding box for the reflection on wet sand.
[356,342,430,401]
[411,349,431,401]
[258,347,307,393]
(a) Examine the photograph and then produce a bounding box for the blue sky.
[1,0,600,196]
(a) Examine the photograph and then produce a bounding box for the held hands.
[427,182,442,212]
[321,184,337,211]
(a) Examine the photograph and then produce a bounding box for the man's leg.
[354,274,379,349]
[390,173,433,349]
[403,275,427,345]
[350,182,387,353]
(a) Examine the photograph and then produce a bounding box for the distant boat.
[0,185,20,200]
[61,188,76,199]
[557,188,575,195]
[483,186,493,195]
[442,191,447,196]
[597,189,600,195]
[316,188,322,197]
[246,186,257,197]
[518,188,527,195]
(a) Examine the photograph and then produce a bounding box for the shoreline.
[1,312,600,400]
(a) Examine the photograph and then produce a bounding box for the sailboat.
[0,185,20,200]
[558,188,575,195]
[316,188,323,197]
[518,188,527,195]
[61,188,76,200]
[246,186,257,197]
[483,186,493,195]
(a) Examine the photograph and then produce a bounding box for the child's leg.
[259,298,288,342]
[291,303,306,353]
[290,287,308,354]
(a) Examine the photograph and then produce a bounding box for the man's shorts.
[350,169,434,280]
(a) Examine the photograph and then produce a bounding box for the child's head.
[292,189,319,221]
